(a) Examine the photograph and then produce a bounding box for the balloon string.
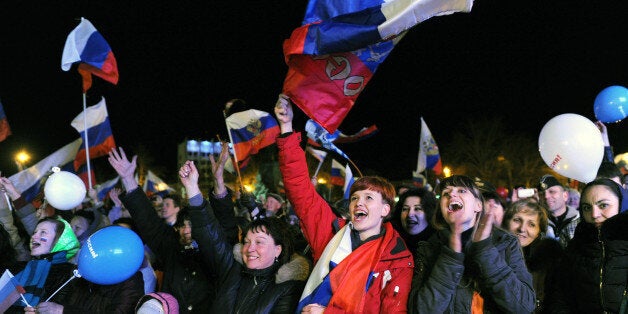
[44,270,81,303]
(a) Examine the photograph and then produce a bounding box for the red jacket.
[277,132,414,313]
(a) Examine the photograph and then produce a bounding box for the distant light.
[443,166,452,178]
[317,178,327,184]
[243,184,254,192]
[199,141,212,154]
[187,140,199,153]
[15,151,30,163]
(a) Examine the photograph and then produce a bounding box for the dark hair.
[72,209,95,225]
[174,208,191,229]
[580,178,623,214]
[224,98,248,117]
[503,199,549,234]
[393,187,437,226]
[113,217,139,234]
[0,224,17,268]
[163,194,182,208]
[433,175,483,230]
[37,216,65,246]
[482,191,506,210]
[241,217,294,265]
[596,161,623,181]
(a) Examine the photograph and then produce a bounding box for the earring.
[274,256,279,263]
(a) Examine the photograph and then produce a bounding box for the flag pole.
[347,157,363,177]
[223,112,244,191]
[82,93,92,189]
[313,157,325,178]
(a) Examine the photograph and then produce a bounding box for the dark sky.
[1,0,627,183]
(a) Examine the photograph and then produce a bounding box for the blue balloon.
[77,226,144,285]
[594,85,628,123]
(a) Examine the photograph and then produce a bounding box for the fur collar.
[233,243,311,284]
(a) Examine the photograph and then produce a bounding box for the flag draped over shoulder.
[282,0,474,133]
[61,17,119,92]
[0,99,12,142]
[225,109,280,168]
[71,97,116,171]
[416,117,442,175]
[9,139,82,203]
[143,171,174,197]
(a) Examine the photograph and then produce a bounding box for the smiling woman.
[409,175,535,313]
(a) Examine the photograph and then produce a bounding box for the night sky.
[1,0,627,183]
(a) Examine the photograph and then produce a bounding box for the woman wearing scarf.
[408,175,535,313]
[7,216,79,313]
[275,96,414,313]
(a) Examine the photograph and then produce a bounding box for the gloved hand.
[238,191,265,219]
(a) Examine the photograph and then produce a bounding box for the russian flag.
[225,109,280,168]
[0,100,11,142]
[95,176,120,201]
[416,117,442,175]
[61,17,119,92]
[143,170,174,197]
[9,139,82,203]
[331,159,355,199]
[282,0,473,133]
[0,270,26,312]
[71,97,116,171]
[306,146,328,163]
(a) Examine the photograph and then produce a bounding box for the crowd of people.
[1,95,628,313]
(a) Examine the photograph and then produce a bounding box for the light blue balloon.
[594,85,628,123]
[77,226,144,285]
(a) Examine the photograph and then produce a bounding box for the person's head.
[394,187,436,235]
[396,183,415,199]
[503,199,548,247]
[331,198,350,220]
[263,193,285,217]
[482,191,506,227]
[173,209,192,246]
[240,217,293,270]
[567,188,581,207]
[579,178,622,228]
[538,175,568,217]
[135,292,179,314]
[70,210,95,238]
[113,217,140,235]
[596,161,623,185]
[161,194,182,225]
[348,176,395,240]
[433,175,483,231]
[31,217,79,259]
[150,195,164,218]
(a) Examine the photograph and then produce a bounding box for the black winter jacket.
[188,195,310,314]
[546,211,628,313]
[122,188,217,313]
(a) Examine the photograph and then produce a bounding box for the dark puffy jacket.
[122,188,216,313]
[62,271,144,313]
[409,228,535,313]
[546,211,628,313]
[189,194,310,313]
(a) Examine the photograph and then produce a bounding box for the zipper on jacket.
[598,228,606,308]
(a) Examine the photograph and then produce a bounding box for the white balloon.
[44,171,87,210]
[538,113,604,183]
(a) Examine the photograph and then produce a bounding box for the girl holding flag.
[275,95,414,313]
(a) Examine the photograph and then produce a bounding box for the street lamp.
[15,150,30,172]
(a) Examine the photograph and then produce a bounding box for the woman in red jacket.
[275,95,414,313]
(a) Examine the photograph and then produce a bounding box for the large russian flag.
[225,109,280,168]
[0,100,11,142]
[71,97,116,171]
[282,0,473,133]
[61,17,119,92]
